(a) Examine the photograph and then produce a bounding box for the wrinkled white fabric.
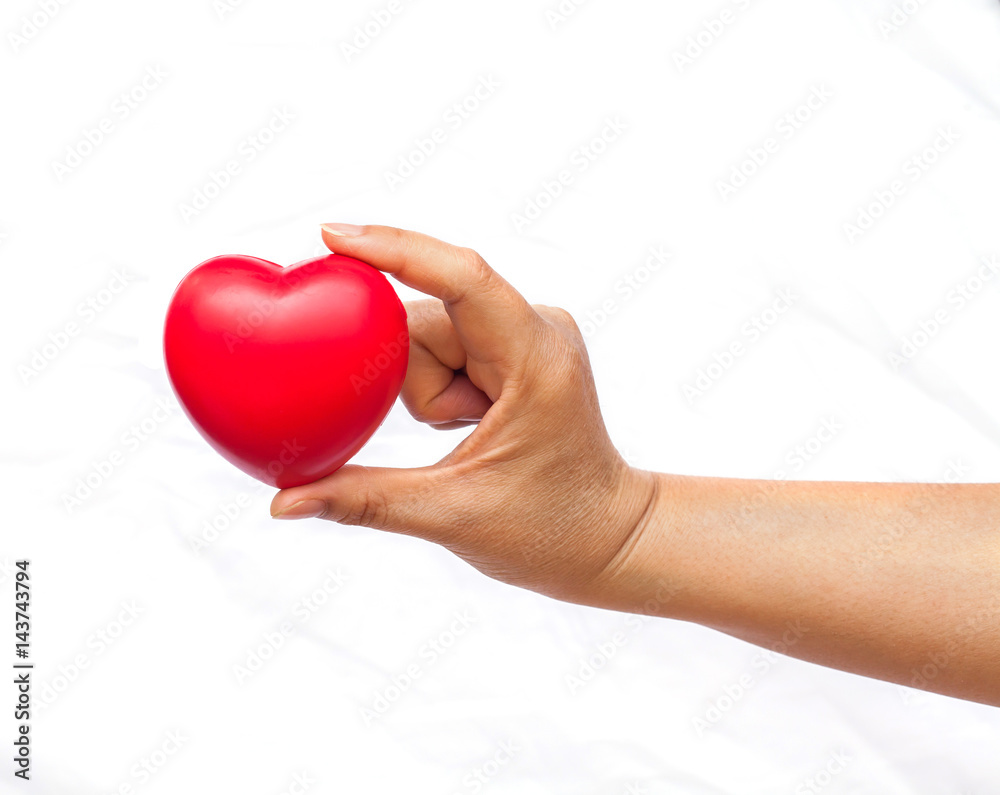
[4,0,1000,791]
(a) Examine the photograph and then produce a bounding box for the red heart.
[164,253,408,488]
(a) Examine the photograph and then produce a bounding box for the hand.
[269,224,1000,707]
[270,224,657,606]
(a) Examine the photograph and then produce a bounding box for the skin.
[271,224,1000,708]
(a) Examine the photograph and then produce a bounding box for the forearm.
[595,473,1000,706]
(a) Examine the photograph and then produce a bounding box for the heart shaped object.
[164,253,408,488]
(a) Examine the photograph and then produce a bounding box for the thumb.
[270,464,451,539]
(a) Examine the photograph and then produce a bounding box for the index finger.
[319,223,539,366]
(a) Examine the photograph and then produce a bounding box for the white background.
[3,0,1000,791]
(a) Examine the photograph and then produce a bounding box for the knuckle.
[533,304,583,338]
[544,321,590,381]
[384,227,415,264]
[552,307,582,337]
[456,245,488,272]
[455,247,494,291]
[519,324,590,405]
[356,497,385,529]
[337,469,388,528]
[540,309,589,363]
[400,387,441,425]
[405,400,435,425]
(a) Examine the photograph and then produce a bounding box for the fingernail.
[321,223,365,238]
[272,499,327,520]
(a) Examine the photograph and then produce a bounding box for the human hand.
[270,224,657,606]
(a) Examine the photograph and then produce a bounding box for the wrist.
[585,469,691,617]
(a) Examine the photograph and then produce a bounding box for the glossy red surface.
[164,253,408,488]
